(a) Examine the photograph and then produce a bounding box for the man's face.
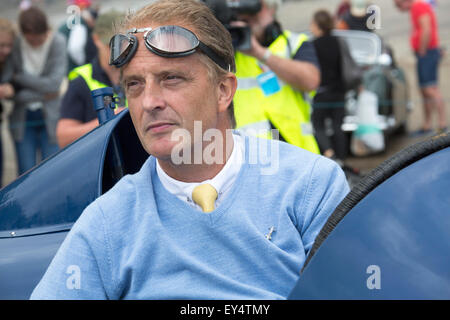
[394,0,413,11]
[23,32,48,48]
[121,24,230,162]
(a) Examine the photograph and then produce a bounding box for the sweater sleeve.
[13,33,67,94]
[297,156,350,255]
[30,201,115,300]
[13,88,45,104]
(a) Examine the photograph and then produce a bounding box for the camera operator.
[232,0,321,153]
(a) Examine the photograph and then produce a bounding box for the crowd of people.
[0,0,126,187]
[0,0,447,189]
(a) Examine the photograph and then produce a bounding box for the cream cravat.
[192,183,218,213]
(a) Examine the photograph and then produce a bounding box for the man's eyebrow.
[158,69,192,78]
[122,67,193,83]
[121,73,145,85]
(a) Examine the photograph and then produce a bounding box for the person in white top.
[10,7,67,174]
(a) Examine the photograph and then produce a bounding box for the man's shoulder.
[278,140,340,173]
[66,62,98,95]
[50,32,67,52]
[244,136,330,174]
[61,75,91,112]
[92,156,153,213]
[290,34,320,68]
[53,32,66,47]
[66,75,91,94]
[277,138,318,158]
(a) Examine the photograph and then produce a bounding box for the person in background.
[232,0,321,154]
[56,10,125,148]
[336,0,351,19]
[310,10,348,163]
[394,0,447,134]
[0,18,16,186]
[58,0,99,74]
[336,0,373,32]
[30,0,349,300]
[10,7,67,175]
[425,0,437,9]
[19,0,42,11]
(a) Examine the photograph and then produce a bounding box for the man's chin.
[143,138,179,160]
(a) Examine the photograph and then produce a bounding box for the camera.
[202,0,262,51]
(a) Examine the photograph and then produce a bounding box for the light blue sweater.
[31,137,349,299]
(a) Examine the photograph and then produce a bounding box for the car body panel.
[0,110,148,299]
[289,147,450,299]
[0,230,69,299]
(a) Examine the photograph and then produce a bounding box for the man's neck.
[157,129,235,183]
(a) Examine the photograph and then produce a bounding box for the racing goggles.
[109,25,230,71]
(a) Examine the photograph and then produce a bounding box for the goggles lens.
[145,25,199,54]
[109,25,230,71]
[109,34,136,67]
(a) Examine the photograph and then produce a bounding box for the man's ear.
[217,73,237,114]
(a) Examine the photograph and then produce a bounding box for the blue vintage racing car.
[1,89,449,299]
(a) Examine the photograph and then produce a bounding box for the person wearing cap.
[31,0,349,299]
[231,0,321,154]
[56,10,126,148]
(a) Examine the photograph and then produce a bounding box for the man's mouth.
[146,122,176,133]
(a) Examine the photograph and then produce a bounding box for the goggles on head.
[109,25,231,71]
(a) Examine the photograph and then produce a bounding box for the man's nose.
[141,82,166,113]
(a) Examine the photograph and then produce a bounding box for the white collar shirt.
[156,133,244,212]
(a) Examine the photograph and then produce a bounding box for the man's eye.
[126,80,140,88]
[165,75,183,82]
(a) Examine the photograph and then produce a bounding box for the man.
[394,0,447,134]
[56,10,125,148]
[31,0,349,299]
[232,0,321,153]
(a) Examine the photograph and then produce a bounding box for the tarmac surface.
[1,0,449,187]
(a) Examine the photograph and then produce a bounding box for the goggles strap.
[198,42,231,72]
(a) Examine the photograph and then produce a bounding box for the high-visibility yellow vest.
[68,63,127,107]
[234,31,319,154]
